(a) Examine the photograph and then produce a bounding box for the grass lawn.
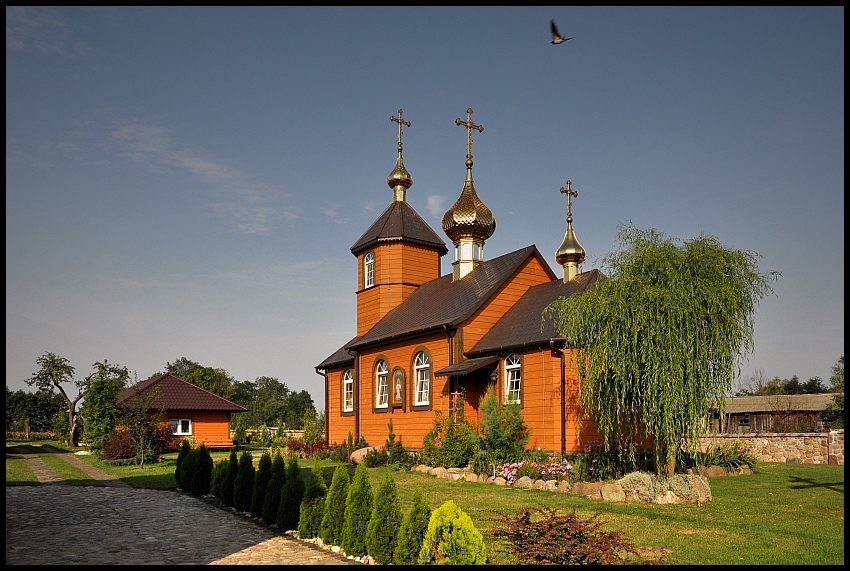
[6,440,844,564]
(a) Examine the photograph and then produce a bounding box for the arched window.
[375,359,389,408]
[505,354,522,405]
[364,251,375,288]
[343,370,354,412]
[414,351,431,406]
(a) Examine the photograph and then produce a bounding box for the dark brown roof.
[350,200,448,256]
[346,245,555,352]
[434,355,500,377]
[465,269,603,357]
[316,336,360,371]
[116,374,247,412]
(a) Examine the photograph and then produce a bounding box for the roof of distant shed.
[715,393,839,414]
[116,373,247,412]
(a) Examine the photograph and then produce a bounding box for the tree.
[418,500,486,565]
[262,452,287,525]
[393,485,431,565]
[320,464,351,546]
[342,463,373,557]
[545,224,778,477]
[277,455,306,532]
[233,450,256,513]
[174,438,192,489]
[298,458,328,539]
[221,449,239,507]
[477,384,530,463]
[116,384,169,468]
[250,451,273,519]
[282,390,316,430]
[183,366,236,401]
[25,352,89,446]
[5,386,65,433]
[80,361,131,450]
[823,355,844,429]
[366,472,402,564]
[165,357,201,379]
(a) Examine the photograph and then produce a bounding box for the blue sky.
[6,7,844,410]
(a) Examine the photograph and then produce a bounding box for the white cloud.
[426,194,447,218]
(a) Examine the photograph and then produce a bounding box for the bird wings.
[550,19,573,44]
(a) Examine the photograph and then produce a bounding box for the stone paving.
[6,444,359,565]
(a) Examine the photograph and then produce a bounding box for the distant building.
[708,393,839,434]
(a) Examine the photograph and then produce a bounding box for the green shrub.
[342,463,373,557]
[418,499,486,564]
[180,447,198,492]
[420,408,477,469]
[277,455,305,532]
[210,458,228,497]
[233,450,256,512]
[679,440,759,473]
[220,449,239,507]
[488,506,645,564]
[250,451,273,519]
[298,459,328,539]
[190,445,213,496]
[262,452,286,525]
[365,472,401,564]
[477,385,530,464]
[174,438,192,489]
[393,485,431,565]
[320,464,351,546]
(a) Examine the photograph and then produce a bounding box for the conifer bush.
[174,438,192,489]
[250,451,273,519]
[220,449,239,507]
[277,455,305,532]
[365,471,402,564]
[418,500,486,565]
[210,458,228,497]
[262,452,287,525]
[341,463,373,557]
[393,485,431,565]
[320,463,351,546]
[233,450,256,512]
[189,445,213,496]
[180,447,198,493]
[477,384,530,464]
[420,406,477,468]
[298,459,328,539]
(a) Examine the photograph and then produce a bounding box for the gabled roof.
[346,245,555,352]
[466,269,603,357]
[116,373,247,412]
[716,393,839,414]
[350,200,448,256]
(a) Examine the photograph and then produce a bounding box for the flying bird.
[550,19,573,44]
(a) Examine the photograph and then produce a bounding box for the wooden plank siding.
[356,244,442,335]
[159,409,233,449]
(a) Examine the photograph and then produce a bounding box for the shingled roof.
[714,393,839,414]
[116,373,247,412]
[466,269,603,357]
[316,336,360,371]
[346,245,555,352]
[350,200,448,256]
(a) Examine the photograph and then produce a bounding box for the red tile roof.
[116,373,247,412]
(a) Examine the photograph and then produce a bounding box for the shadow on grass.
[788,475,845,494]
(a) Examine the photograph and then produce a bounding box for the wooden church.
[315,109,603,455]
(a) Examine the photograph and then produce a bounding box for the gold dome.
[388,109,412,202]
[442,173,496,242]
[555,180,586,269]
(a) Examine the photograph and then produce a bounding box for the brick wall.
[697,430,844,465]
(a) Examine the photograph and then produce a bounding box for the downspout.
[347,349,360,443]
[443,325,454,414]
[314,367,330,442]
[550,338,566,456]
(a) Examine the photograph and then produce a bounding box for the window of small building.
[343,370,354,413]
[169,418,192,436]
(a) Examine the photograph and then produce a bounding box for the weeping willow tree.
[544,224,778,477]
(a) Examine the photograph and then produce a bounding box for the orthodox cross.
[560,180,578,218]
[390,109,411,153]
[455,108,484,162]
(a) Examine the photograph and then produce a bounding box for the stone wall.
[696,430,844,465]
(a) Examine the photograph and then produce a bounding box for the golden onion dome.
[387,153,412,194]
[555,180,586,266]
[441,167,496,242]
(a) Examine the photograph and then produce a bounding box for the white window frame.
[169,418,192,436]
[414,352,431,406]
[343,370,354,412]
[364,251,375,288]
[376,359,389,408]
[505,354,521,405]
